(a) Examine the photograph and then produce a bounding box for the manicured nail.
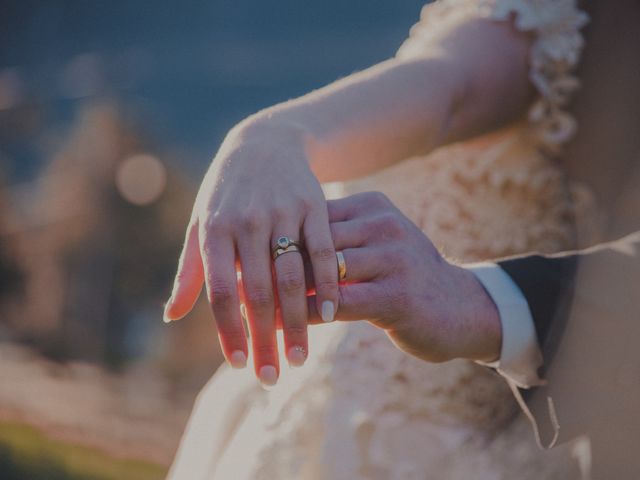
[229,350,247,369]
[287,346,307,368]
[321,301,335,323]
[258,365,278,387]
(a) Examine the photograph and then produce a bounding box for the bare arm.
[242,10,534,182]
[165,8,535,386]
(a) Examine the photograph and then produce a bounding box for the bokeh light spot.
[115,154,167,206]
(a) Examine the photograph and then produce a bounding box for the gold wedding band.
[272,244,302,260]
[336,251,347,281]
[272,236,304,261]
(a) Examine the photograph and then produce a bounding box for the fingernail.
[321,301,335,323]
[229,350,247,369]
[287,346,307,368]
[258,365,278,388]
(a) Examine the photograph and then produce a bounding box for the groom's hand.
[308,192,502,363]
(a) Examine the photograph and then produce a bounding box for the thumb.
[164,220,204,322]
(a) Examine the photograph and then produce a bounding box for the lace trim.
[397,0,589,154]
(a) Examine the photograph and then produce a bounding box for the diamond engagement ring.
[272,236,304,261]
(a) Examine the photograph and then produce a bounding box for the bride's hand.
[308,191,501,364]
[164,117,339,385]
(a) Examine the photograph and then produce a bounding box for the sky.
[1,0,427,181]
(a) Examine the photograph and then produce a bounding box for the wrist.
[451,265,502,363]
[229,110,315,165]
[235,109,310,147]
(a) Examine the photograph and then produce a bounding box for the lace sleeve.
[396,0,589,154]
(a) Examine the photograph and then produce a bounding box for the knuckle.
[246,286,274,309]
[270,204,292,222]
[253,343,277,358]
[239,209,265,233]
[277,270,305,294]
[203,213,230,235]
[315,278,338,295]
[377,210,401,228]
[299,194,319,212]
[368,191,391,208]
[310,245,335,262]
[217,326,246,344]
[210,282,236,309]
[358,217,377,237]
[284,324,307,339]
[376,212,406,238]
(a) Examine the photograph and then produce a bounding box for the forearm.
[265,56,462,182]
[239,11,533,183]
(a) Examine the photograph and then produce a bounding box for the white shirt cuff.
[466,262,545,388]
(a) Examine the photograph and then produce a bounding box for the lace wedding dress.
[169,1,595,478]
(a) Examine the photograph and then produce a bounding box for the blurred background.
[0,1,425,478]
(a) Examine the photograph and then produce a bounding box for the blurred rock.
[0,342,190,465]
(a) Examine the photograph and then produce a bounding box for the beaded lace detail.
[169,2,594,479]
[398,0,589,154]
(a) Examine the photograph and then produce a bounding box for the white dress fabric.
[169,1,594,479]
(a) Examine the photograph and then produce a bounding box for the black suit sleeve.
[494,231,640,460]
[498,253,577,356]
[497,231,640,372]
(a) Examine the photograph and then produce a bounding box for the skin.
[164,9,533,386]
[307,192,502,364]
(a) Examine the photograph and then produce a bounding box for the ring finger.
[272,228,309,368]
[334,246,384,284]
[303,246,385,293]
